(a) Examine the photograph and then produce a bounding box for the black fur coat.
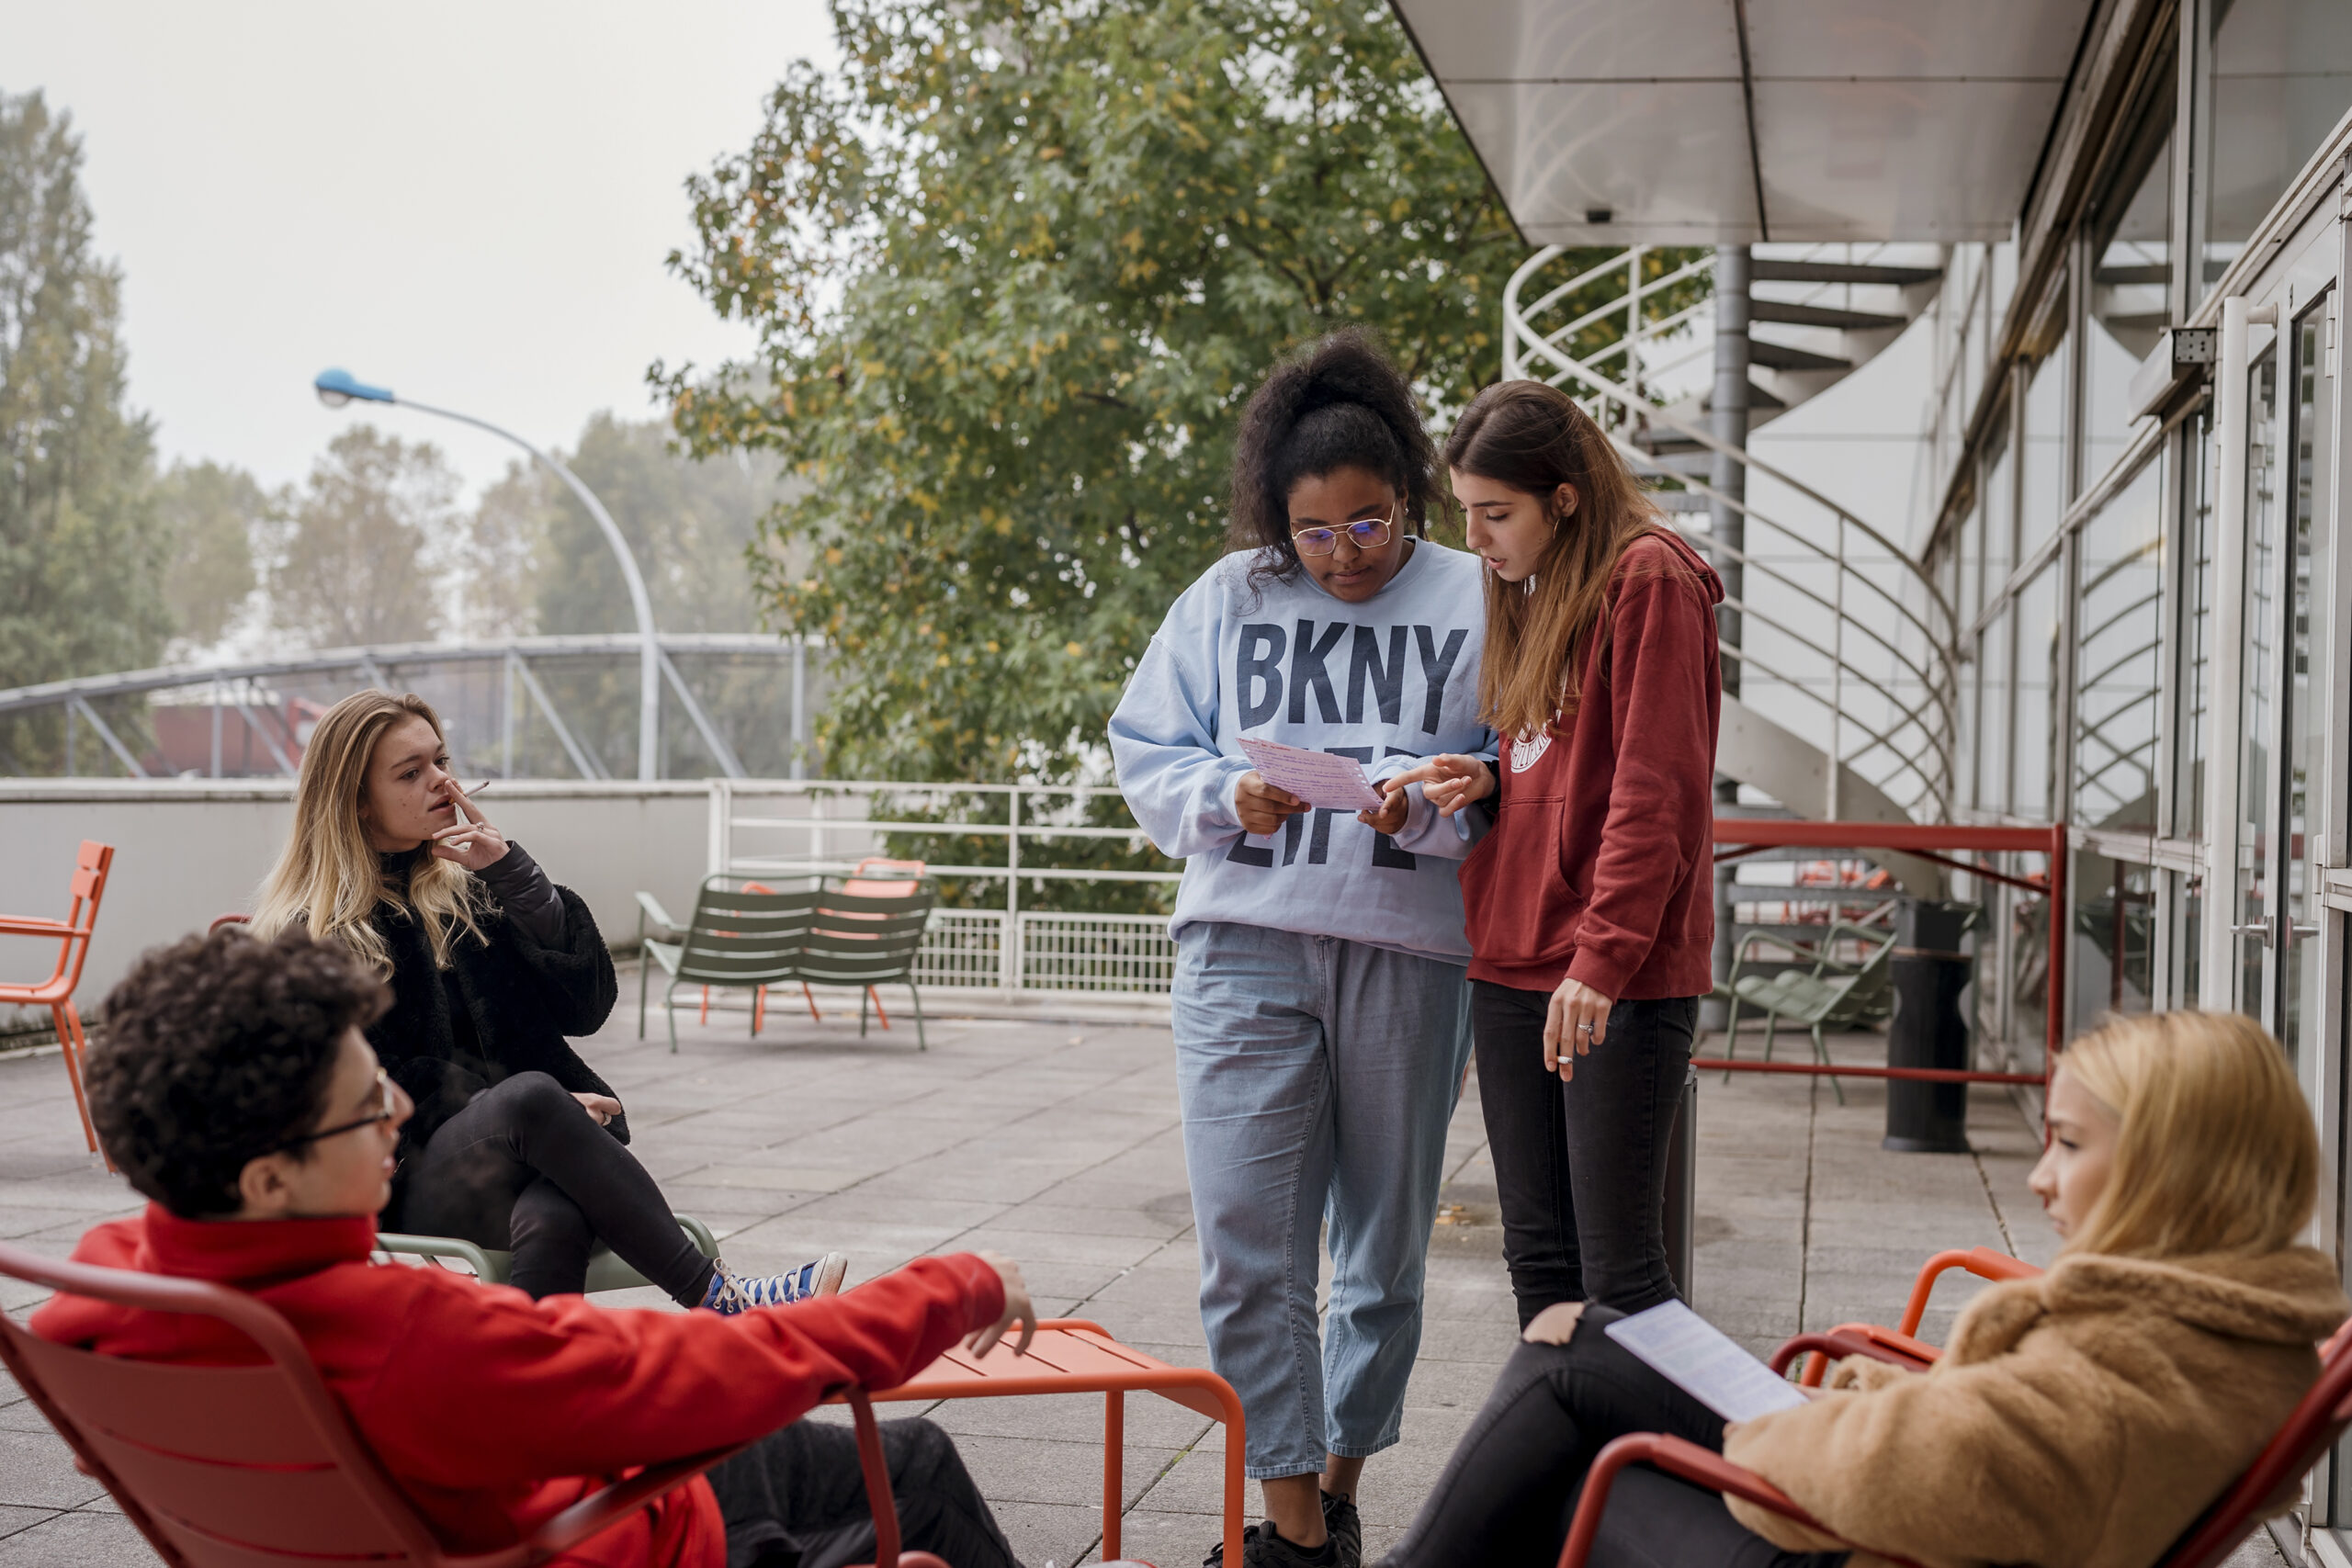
[367,857,625,1169]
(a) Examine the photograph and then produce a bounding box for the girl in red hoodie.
[1385,380,1722,1325]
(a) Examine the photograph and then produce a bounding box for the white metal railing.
[707,779,1181,998]
[1502,245,1960,819]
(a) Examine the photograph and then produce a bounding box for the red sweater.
[1461,531,1723,998]
[30,1206,1004,1568]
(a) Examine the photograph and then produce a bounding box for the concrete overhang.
[1390,0,2099,244]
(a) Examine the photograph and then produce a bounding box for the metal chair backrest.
[2159,1321,2352,1568]
[676,876,822,988]
[804,880,937,988]
[18,840,115,994]
[0,1238,453,1566]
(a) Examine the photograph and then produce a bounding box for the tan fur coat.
[1722,1247,2348,1568]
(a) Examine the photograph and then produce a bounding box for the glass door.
[2232,294,2335,1072]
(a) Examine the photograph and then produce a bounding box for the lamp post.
[313,368,662,781]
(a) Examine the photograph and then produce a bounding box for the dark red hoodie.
[1461,530,1723,998]
[31,1206,1003,1568]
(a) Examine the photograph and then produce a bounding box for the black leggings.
[1382,1308,1844,1568]
[393,1072,716,1304]
[707,1414,1022,1568]
[1473,985,1696,1325]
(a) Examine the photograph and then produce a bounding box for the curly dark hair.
[86,929,388,1218]
[1227,328,1442,592]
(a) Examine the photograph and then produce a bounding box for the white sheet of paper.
[1604,1301,1809,1423]
[1237,737,1386,813]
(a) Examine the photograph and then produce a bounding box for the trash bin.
[1663,1062,1696,1297]
[1884,898,1976,1153]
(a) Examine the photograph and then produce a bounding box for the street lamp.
[313,368,663,781]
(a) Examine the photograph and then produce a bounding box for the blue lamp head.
[314,367,394,409]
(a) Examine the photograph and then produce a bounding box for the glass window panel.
[1984,426,2015,604]
[2175,406,2218,839]
[2075,852,2156,1022]
[2075,460,2165,830]
[2013,562,2061,819]
[2022,344,2071,558]
[1959,499,1984,630]
[2087,125,2172,481]
[1977,605,2011,813]
[2199,0,2352,304]
[2233,346,2283,1018]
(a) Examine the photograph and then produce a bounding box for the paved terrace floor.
[0,986,2286,1568]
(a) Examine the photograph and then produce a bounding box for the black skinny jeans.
[1382,1307,1844,1568]
[1473,985,1696,1325]
[707,1415,1022,1568]
[393,1071,715,1304]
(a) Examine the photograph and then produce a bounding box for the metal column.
[1705,245,1752,1032]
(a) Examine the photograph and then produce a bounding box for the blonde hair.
[2062,1010,2316,1259]
[252,691,489,975]
[1442,380,1694,739]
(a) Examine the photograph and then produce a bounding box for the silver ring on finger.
[1578,1022,1594,1034]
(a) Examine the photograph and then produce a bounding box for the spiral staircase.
[1503,243,1961,886]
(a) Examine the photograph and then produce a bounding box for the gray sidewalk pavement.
[0,989,2284,1567]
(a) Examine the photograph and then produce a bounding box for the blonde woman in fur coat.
[1378,1010,2349,1568]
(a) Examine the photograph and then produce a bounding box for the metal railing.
[707,779,1182,999]
[1502,245,1961,819]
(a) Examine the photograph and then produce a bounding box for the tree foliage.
[155,459,266,649]
[269,425,455,650]
[658,0,1530,785]
[0,89,167,709]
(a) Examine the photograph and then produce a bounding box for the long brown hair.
[1444,380,1682,738]
[252,690,490,975]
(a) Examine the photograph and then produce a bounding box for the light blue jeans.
[1172,921,1474,1479]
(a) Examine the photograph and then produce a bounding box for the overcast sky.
[5,1,838,502]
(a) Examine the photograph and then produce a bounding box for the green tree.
[155,459,269,649]
[0,89,167,754]
[269,425,454,649]
[657,0,1532,786]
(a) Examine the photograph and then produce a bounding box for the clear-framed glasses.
[1291,513,1396,556]
[274,1067,398,1151]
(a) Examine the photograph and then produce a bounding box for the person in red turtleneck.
[32,928,1032,1568]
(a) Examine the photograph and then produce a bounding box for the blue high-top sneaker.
[699,1251,850,1314]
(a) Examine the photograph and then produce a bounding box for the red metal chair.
[0,840,116,1159]
[1557,1280,2352,1568]
[0,1238,951,1568]
[1789,1245,2044,1386]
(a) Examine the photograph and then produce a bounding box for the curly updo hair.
[1227,328,1442,592]
[86,928,388,1218]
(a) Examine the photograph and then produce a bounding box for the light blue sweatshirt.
[1109,539,1494,963]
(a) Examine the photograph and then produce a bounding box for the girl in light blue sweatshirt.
[1108,332,1490,1568]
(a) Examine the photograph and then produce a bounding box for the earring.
[1522,574,1536,598]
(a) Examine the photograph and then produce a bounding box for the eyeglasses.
[274,1068,398,1151]
[1290,514,1395,556]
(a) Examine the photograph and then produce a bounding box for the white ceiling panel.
[1449,81,1762,243]
[1393,0,1740,82]
[1396,0,2094,243]
[1744,0,2096,81]
[1753,78,2067,239]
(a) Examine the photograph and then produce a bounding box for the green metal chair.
[378,1213,720,1293]
[807,876,939,1052]
[1717,919,1899,1104]
[637,877,822,1054]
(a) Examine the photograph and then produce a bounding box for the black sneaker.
[1203,1520,1340,1568]
[1321,1492,1362,1568]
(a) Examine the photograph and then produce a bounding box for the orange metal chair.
[1782,1245,2044,1386]
[0,1237,954,1568]
[0,840,116,1158]
[838,1315,1247,1568]
[1558,1314,2352,1568]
